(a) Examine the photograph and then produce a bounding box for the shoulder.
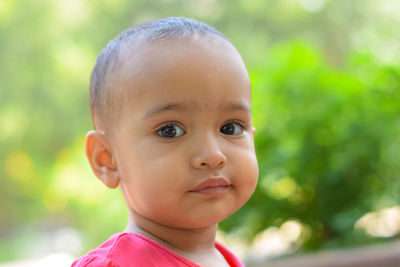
[71,232,198,267]
[71,233,126,267]
[71,232,152,267]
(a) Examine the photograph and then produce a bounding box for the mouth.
[188,177,232,197]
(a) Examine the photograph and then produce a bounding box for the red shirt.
[72,232,245,267]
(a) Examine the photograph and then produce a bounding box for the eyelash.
[155,121,247,139]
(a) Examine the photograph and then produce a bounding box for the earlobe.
[252,126,256,137]
[85,130,120,189]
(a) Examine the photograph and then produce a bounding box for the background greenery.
[1,0,399,262]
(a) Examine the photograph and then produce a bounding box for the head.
[86,17,258,229]
[90,17,230,133]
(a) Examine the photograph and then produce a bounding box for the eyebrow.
[220,101,251,113]
[143,102,189,120]
[142,101,251,120]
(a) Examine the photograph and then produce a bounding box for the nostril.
[193,155,226,170]
[218,158,226,168]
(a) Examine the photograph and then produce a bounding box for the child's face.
[109,37,258,229]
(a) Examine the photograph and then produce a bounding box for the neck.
[124,211,218,253]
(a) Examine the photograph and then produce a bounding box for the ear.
[252,126,256,137]
[85,130,120,189]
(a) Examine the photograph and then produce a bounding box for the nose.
[190,134,227,170]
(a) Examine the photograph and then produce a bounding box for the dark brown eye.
[157,124,185,138]
[220,122,243,136]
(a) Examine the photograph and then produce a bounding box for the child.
[72,17,259,267]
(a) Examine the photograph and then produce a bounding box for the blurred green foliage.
[223,41,400,251]
[1,0,399,262]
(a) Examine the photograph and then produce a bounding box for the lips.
[188,177,231,197]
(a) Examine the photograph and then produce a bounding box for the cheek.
[120,145,188,197]
[242,151,259,188]
[232,145,259,196]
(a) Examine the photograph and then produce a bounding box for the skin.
[86,36,259,267]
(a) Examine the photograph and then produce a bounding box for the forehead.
[114,36,251,115]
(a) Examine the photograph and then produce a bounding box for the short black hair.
[90,17,231,132]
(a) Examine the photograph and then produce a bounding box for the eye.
[157,124,185,138]
[220,122,244,136]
